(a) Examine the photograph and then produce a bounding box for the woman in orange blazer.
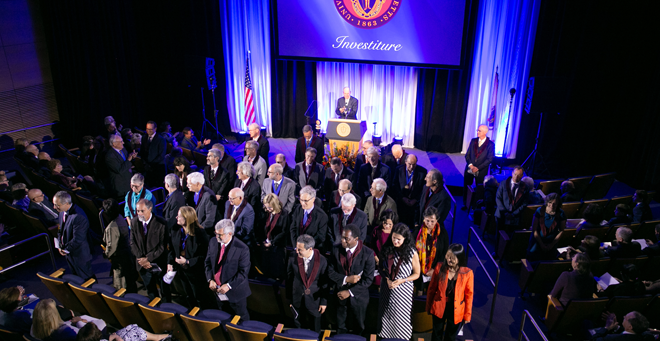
[426,243,474,341]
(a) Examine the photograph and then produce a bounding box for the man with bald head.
[463,124,494,209]
[276,153,295,180]
[28,189,59,226]
[224,188,255,248]
[246,123,270,166]
[335,87,358,119]
[392,154,428,228]
[383,144,408,171]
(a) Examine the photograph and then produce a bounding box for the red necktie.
[214,244,226,284]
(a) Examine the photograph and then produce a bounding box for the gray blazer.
[249,156,268,187]
[261,177,296,213]
[364,194,398,227]
[194,186,218,233]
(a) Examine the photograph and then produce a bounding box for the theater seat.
[181,307,232,341]
[226,316,275,341]
[37,269,88,314]
[606,295,654,319]
[273,324,320,341]
[0,328,24,341]
[545,297,609,334]
[138,298,191,341]
[68,279,121,327]
[519,259,572,297]
[325,333,366,341]
[102,289,152,331]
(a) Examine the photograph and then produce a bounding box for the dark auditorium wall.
[516,0,660,189]
[40,0,230,146]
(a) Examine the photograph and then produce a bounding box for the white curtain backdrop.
[220,0,272,135]
[316,62,418,147]
[462,0,541,158]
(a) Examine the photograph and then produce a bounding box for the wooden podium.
[326,119,367,157]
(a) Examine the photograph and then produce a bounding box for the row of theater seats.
[34,268,435,341]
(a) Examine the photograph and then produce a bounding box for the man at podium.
[335,87,358,119]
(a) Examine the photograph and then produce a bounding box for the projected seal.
[334,0,402,29]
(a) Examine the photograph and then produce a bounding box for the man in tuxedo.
[392,154,427,228]
[352,140,373,176]
[327,179,362,212]
[28,189,59,226]
[244,140,267,186]
[223,188,255,248]
[261,163,296,214]
[591,311,649,340]
[162,174,186,229]
[53,191,94,279]
[234,162,261,214]
[247,123,270,166]
[140,121,167,187]
[632,190,653,223]
[204,149,231,216]
[382,144,408,172]
[130,199,168,300]
[463,124,495,209]
[363,178,397,229]
[294,148,325,196]
[328,193,368,247]
[180,127,211,152]
[603,227,642,259]
[495,166,529,232]
[295,125,325,164]
[187,172,218,235]
[276,153,295,180]
[106,134,137,199]
[324,157,354,201]
[417,169,451,230]
[205,219,252,320]
[212,143,238,181]
[287,234,329,332]
[290,186,328,248]
[335,87,358,119]
[357,147,390,200]
[327,224,375,335]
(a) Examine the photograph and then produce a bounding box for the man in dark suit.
[495,166,529,232]
[632,190,653,223]
[180,127,210,152]
[223,188,255,248]
[53,191,94,280]
[187,172,218,235]
[364,178,398,232]
[382,144,408,173]
[106,134,137,199]
[295,125,325,164]
[262,163,296,214]
[352,140,373,176]
[324,157,354,201]
[463,124,494,208]
[294,148,325,196]
[643,224,660,257]
[130,199,168,300]
[327,179,362,213]
[327,224,375,335]
[28,189,59,226]
[417,169,452,230]
[392,154,427,228]
[247,123,270,166]
[335,87,359,119]
[604,227,642,259]
[328,193,368,248]
[162,174,186,229]
[140,121,167,187]
[590,311,649,340]
[287,234,329,332]
[234,162,262,215]
[205,219,252,320]
[204,149,232,216]
[212,143,238,183]
[276,153,295,180]
[290,186,328,248]
[356,147,390,200]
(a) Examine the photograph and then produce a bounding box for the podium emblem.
[337,123,351,137]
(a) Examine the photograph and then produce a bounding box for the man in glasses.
[223,188,255,248]
[463,124,494,210]
[123,173,157,227]
[290,186,328,248]
[53,191,94,280]
[130,199,168,300]
[261,163,296,214]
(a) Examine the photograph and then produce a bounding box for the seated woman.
[256,194,289,280]
[415,206,449,294]
[31,299,105,341]
[562,235,603,261]
[370,209,398,286]
[575,203,607,235]
[75,313,169,341]
[526,193,567,262]
[549,253,596,307]
[48,159,83,190]
[597,264,646,298]
[0,286,31,333]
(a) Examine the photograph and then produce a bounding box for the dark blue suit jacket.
[105,147,133,197]
[357,162,391,199]
[58,205,93,279]
[205,237,252,302]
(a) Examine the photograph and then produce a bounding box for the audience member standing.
[418,169,451,230]
[244,140,267,186]
[124,173,157,226]
[328,179,362,212]
[370,210,398,286]
[462,125,494,209]
[102,198,137,292]
[247,123,270,165]
[295,125,324,164]
[140,121,167,187]
[392,154,427,228]
[382,144,408,172]
[364,178,397,230]
[173,156,193,203]
[526,193,566,261]
[324,157,354,201]
[204,149,232,215]
[224,188,255,248]
[106,134,136,198]
[212,143,238,180]
[234,162,262,211]
[129,199,168,300]
[262,163,296,214]
[416,207,449,293]
[328,193,369,248]
[54,191,94,280]
[495,166,529,232]
[187,172,218,234]
[205,219,252,320]
[276,153,295,180]
[357,147,391,200]
[290,186,328,248]
[162,174,186,229]
[352,140,373,175]
[258,193,290,278]
[294,148,325,196]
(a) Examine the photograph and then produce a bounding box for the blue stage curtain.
[462,0,541,158]
[220,0,272,135]
[316,62,418,147]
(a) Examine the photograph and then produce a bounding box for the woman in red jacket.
[426,243,474,341]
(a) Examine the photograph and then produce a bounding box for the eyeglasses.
[131,184,142,189]
[228,196,238,201]
[299,197,313,203]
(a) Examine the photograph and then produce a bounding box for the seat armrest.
[231,315,240,324]
[322,330,331,341]
[188,307,200,316]
[148,297,161,307]
[545,297,564,331]
[50,268,65,278]
[275,324,284,333]
[81,278,96,288]
[518,259,535,291]
[114,288,126,297]
[496,230,510,259]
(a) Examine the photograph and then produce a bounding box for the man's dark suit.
[495,178,529,230]
[327,242,375,335]
[105,148,133,198]
[204,165,231,216]
[290,205,328,248]
[130,215,168,300]
[324,167,354,200]
[58,205,94,279]
[295,136,325,164]
[590,328,647,340]
[194,186,218,234]
[356,162,391,200]
[219,153,238,183]
[417,186,452,228]
[282,164,295,181]
[353,154,366,176]
[328,208,369,247]
[140,133,167,186]
[29,200,59,226]
[463,137,495,205]
[327,190,362,213]
[294,162,325,196]
[604,241,642,259]
[224,201,256,248]
[335,96,359,119]
[382,151,408,174]
[632,202,653,223]
[392,165,427,228]
[162,190,186,229]
[205,237,252,320]
[287,251,329,332]
[233,178,261,215]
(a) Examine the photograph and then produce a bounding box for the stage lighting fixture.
[393,136,403,145]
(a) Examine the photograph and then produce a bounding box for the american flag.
[244,57,256,126]
[487,69,498,128]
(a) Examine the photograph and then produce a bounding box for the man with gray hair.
[53,191,94,279]
[124,173,157,225]
[187,171,218,234]
[364,178,397,228]
[604,227,642,258]
[392,154,427,228]
[295,125,324,163]
[288,234,329,332]
[163,173,185,228]
[212,143,237,179]
[130,198,168,300]
[324,157,354,201]
[290,186,328,247]
[204,149,232,209]
[205,219,252,320]
[463,124,494,209]
[357,146,390,200]
[223,188,255,248]
[329,193,368,247]
[244,140,267,186]
[246,122,269,166]
[418,169,451,228]
[294,147,325,196]
[262,163,296,213]
[276,153,295,180]
[106,133,137,198]
[522,176,544,205]
[234,161,262,212]
[335,86,358,119]
[328,178,362,212]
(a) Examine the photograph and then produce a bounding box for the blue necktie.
[194,192,200,205]
[120,149,126,161]
[303,211,309,225]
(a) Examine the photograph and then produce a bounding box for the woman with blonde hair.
[31,298,104,340]
[257,193,290,279]
[168,206,209,309]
